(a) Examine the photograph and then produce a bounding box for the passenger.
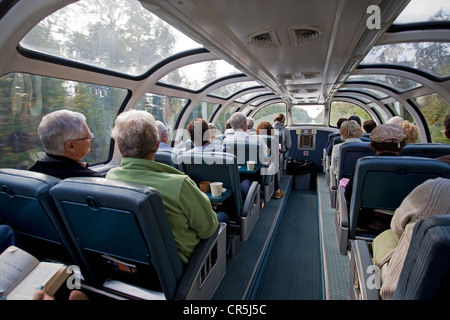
[27,110,102,179]
[186,119,223,152]
[362,119,377,134]
[372,177,450,300]
[386,116,404,126]
[0,225,16,253]
[224,119,234,135]
[273,113,291,155]
[400,120,419,144]
[348,115,361,126]
[106,110,228,264]
[325,117,347,156]
[246,117,256,134]
[329,120,363,177]
[256,121,284,199]
[436,113,450,165]
[344,124,406,202]
[155,121,182,154]
[223,112,270,166]
[208,122,223,148]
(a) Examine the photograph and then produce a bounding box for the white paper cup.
[210,182,223,197]
[247,160,256,171]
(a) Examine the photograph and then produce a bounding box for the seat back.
[400,143,450,159]
[179,152,242,220]
[223,136,277,199]
[329,142,375,208]
[0,169,79,265]
[349,156,450,239]
[154,150,181,169]
[338,142,375,181]
[49,177,185,299]
[179,152,261,243]
[394,215,450,300]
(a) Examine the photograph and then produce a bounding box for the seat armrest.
[240,182,261,241]
[337,186,349,228]
[349,240,380,300]
[335,186,349,255]
[176,223,227,300]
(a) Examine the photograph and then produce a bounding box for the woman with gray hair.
[28,109,102,179]
[106,110,228,264]
[329,120,364,177]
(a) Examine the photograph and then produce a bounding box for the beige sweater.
[377,177,450,300]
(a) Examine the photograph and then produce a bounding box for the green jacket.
[106,157,218,264]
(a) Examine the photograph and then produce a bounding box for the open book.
[0,246,70,300]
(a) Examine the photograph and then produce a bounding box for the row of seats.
[156,135,281,203]
[335,156,450,256]
[0,168,227,300]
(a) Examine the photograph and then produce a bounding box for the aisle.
[250,189,324,300]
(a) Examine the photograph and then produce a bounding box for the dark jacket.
[28,153,102,179]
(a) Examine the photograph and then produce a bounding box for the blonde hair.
[111,110,159,158]
[401,121,419,144]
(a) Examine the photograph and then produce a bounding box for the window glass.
[235,91,271,103]
[184,102,220,128]
[159,60,241,91]
[209,81,261,99]
[136,93,187,138]
[215,105,238,134]
[291,105,324,124]
[329,101,371,127]
[252,103,287,127]
[361,42,450,79]
[0,73,127,169]
[20,0,202,76]
[394,0,450,24]
[347,74,421,92]
[411,93,450,143]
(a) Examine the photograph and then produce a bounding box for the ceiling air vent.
[289,26,325,46]
[247,30,281,48]
[302,72,320,79]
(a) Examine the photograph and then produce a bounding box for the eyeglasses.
[70,132,95,142]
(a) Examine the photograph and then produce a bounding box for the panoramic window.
[208,81,261,99]
[411,93,450,143]
[291,105,324,125]
[346,74,421,92]
[394,0,450,25]
[215,105,239,134]
[136,93,188,137]
[0,73,128,169]
[20,0,202,76]
[185,102,220,128]
[361,42,450,79]
[329,101,371,127]
[253,103,287,128]
[158,60,242,91]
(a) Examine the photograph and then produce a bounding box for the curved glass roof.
[361,42,450,78]
[158,60,242,91]
[20,0,202,76]
[393,0,450,25]
[346,74,421,92]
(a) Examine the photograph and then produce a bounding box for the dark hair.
[336,118,347,129]
[370,140,406,153]
[348,115,361,126]
[363,119,377,133]
[187,118,210,146]
[256,121,274,135]
[273,113,285,123]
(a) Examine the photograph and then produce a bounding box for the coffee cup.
[210,182,223,197]
[247,160,256,171]
[199,181,210,193]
